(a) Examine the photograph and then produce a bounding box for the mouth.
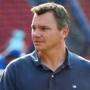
[33,41,45,45]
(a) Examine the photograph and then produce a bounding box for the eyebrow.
[31,24,50,28]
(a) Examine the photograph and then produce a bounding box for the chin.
[35,47,46,51]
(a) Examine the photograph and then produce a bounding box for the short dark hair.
[31,2,70,30]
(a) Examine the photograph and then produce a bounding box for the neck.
[37,44,66,71]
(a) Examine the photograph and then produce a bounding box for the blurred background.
[0,0,90,71]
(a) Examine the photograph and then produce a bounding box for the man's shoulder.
[69,51,90,68]
[69,51,90,61]
[7,51,36,68]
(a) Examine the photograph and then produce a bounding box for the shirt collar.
[67,49,77,68]
[31,49,74,68]
[31,50,41,66]
[60,49,72,69]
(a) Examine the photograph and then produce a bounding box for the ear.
[62,26,69,39]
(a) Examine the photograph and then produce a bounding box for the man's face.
[31,12,68,51]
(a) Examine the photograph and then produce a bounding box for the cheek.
[31,32,37,40]
[46,34,60,43]
[31,32,33,37]
[31,34,34,41]
[44,31,61,43]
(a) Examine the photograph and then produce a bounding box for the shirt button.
[51,74,54,78]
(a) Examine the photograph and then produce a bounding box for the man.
[0,2,90,90]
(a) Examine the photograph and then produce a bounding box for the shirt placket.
[49,72,56,90]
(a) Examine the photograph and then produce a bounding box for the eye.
[31,25,36,31]
[40,26,50,31]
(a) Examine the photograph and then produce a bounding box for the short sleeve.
[0,62,16,90]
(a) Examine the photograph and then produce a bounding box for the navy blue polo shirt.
[1,50,90,90]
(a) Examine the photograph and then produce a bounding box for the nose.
[32,30,42,38]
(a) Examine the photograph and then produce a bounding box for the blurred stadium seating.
[0,0,33,53]
[0,0,90,62]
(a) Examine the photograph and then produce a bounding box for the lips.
[33,40,45,45]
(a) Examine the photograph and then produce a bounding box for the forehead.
[31,12,57,26]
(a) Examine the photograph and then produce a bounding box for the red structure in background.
[80,0,90,21]
[0,0,33,52]
[0,0,90,59]
[80,0,90,59]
